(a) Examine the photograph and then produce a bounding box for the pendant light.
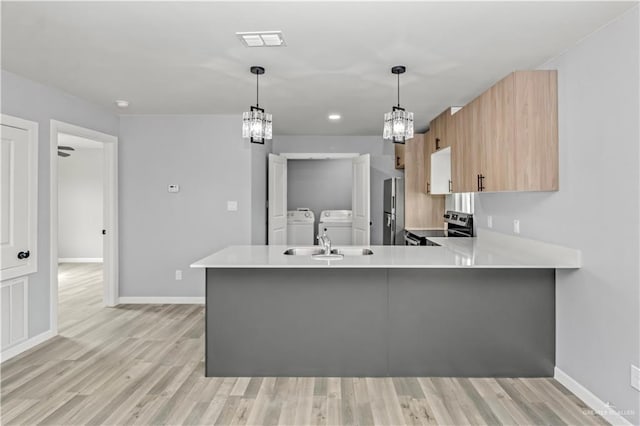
[383,65,414,144]
[242,66,272,144]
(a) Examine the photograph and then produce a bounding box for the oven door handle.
[404,234,421,246]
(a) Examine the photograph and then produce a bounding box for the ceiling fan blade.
[58,146,75,151]
[58,151,70,157]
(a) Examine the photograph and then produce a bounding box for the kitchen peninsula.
[192,231,580,378]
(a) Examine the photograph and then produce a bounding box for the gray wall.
[58,146,103,259]
[273,136,403,245]
[288,159,352,239]
[474,7,640,423]
[118,115,253,298]
[0,69,119,337]
[251,140,272,245]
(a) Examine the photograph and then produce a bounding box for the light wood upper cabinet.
[394,143,405,170]
[405,134,445,229]
[424,129,435,194]
[452,98,481,193]
[430,108,456,151]
[447,70,558,193]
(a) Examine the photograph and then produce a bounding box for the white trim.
[118,297,205,305]
[50,120,119,338]
[0,329,55,363]
[280,152,359,160]
[58,258,103,263]
[554,367,633,426]
[0,114,38,281]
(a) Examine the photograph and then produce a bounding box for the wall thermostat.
[168,184,180,193]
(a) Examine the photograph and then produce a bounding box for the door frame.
[0,114,39,281]
[49,120,118,334]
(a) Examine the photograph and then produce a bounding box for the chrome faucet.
[317,231,332,254]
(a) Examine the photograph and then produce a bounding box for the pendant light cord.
[256,72,259,108]
[397,72,400,107]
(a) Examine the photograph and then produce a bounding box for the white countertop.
[191,230,581,269]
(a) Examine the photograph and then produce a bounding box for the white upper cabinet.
[430,147,452,195]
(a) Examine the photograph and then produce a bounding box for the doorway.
[49,120,118,335]
[268,153,371,246]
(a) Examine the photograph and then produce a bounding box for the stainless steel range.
[404,211,474,245]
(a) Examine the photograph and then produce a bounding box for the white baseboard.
[58,258,103,263]
[118,297,205,305]
[554,367,633,426]
[0,329,56,363]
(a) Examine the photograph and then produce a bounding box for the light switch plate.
[168,184,180,193]
[513,219,520,234]
[632,365,640,391]
[487,216,493,228]
[175,270,182,281]
[227,201,238,211]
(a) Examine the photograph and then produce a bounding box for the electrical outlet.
[227,201,238,211]
[632,365,640,391]
[487,216,493,228]
[175,270,182,281]
[513,220,520,234]
[168,184,180,193]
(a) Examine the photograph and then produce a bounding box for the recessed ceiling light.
[236,31,285,48]
[328,114,341,121]
[115,100,129,108]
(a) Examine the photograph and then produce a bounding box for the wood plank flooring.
[1,263,607,425]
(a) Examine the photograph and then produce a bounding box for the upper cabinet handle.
[479,174,485,192]
[435,138,441,150]
[17,250,30,260]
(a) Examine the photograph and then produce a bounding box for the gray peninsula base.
[205,268,555,377]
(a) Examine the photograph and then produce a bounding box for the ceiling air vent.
[236,31,286,47]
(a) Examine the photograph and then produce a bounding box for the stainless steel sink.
[283,248,325,256]
[312,253,344,261]
[283,247,373,257]
[332,248,374,256]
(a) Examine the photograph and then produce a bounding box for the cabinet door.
[431,110,451,151]
[405,134,445,229]
[480,73,516,192]
[514,71,558,191]
[452,100,482,192]
[424,129,434,194]
[394,143,405,170]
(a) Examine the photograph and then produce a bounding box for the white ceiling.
[2,1,636,135]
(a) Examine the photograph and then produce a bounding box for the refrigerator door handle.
[387,215,392,227]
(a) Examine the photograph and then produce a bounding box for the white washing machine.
[287,209,315,245]
[318,210,353,245]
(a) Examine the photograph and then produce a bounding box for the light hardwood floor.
[1,263,607,425]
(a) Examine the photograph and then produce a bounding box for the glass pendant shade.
[242,107,272,144]
[383,65,414,144]
[383,107,414,143]
[243,66,272,144]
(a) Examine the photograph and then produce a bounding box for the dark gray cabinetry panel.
[206,268,554,377]
[387,269,555,377]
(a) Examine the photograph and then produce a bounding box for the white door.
[268,154,287,245]
[1,124,34,278]
[352,154,370,245]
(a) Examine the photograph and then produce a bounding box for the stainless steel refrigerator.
[383,178,404,245]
